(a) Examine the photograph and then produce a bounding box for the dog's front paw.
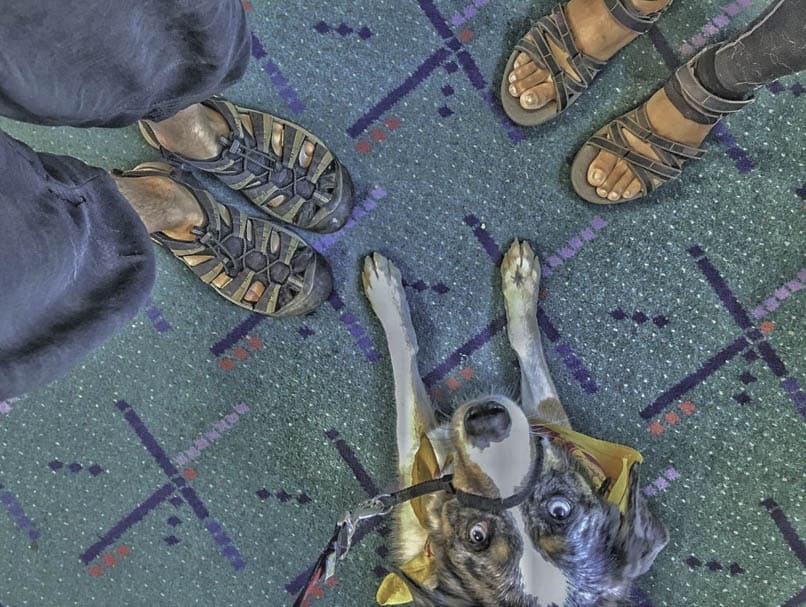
[501,240,540,317]
[362,252,410,323]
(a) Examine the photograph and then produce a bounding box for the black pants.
[0,0,250,400]
[685,0,806,121]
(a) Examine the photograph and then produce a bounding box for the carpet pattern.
[0,0,804,606]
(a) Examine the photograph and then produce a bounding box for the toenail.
[509,72,517,82]
[523,93,535,106]
[596,188,608,198]
[608,192,620,201]
[591,169,604,183]
[509,84,518,96]
[624,190,633,198]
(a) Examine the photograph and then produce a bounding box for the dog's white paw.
[362,252,410,324]
[501,240,540,317]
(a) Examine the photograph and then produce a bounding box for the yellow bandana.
[376,426,643,605]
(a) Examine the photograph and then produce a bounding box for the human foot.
[501,0,670,125]
[116,162,332,315]
[143,104,315,171]
[585,88,712,201]
[570,55,753,203]
[139,98,354,233]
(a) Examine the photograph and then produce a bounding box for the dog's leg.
[501,241,571,428]
[363,253,436,481]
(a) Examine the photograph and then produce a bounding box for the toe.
[609,169,635,201]
[509,59,538,85]
[520,82,555,110]
[587,150,617,188]
[299,141,314,168]
[622,177,642,200]
[513,51,530,69]
[271,123,283,157]
[598,159,628,200]
[510,67,550,97]
[244,281,266,304]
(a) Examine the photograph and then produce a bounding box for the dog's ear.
[392,568,439,607]
[617,465,669,579]
[394,568,473,607]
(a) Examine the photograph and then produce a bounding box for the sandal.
[500,0,670,126]
[570,51,753,203]
[116,162,332,316]
[139,97,354,234]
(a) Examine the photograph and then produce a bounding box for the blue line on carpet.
[328,292,383,362]
[90,400,245,571]
[324,428,381,496]
[688,246,753,330]
[645,245,801,420]
[347,0,523,142]
[80,483,174,565]
[423,314,508,387]
[347,47,451,138]
[211,313,265,357]
[761,498,806,568]
[641,335,748,419]
[464,214,503,262]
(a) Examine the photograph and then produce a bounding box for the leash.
[292,446,544,606]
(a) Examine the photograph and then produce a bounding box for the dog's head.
[400,396,668,607]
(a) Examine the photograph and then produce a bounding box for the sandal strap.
[604,0,669,34]
[119,165,313,316]
[587,104,705,193]
[670,51,754,121]
[141,97,339,230]
[515,4,608,112]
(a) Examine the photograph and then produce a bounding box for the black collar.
[293,445,543,606]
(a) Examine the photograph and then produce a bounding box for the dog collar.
[377,426,643,605]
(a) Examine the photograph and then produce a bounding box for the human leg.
[573,0,806,202]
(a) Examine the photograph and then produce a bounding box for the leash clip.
[326,494,393,579]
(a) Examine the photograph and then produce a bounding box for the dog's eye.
[546,496,573,520]
[468,521,489,545]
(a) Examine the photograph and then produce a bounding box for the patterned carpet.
[0,0,804,605]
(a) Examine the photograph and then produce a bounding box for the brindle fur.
[362,241,667,607]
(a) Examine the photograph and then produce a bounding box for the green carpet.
[1,1,804,605]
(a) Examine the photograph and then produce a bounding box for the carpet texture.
[0,0,804,606]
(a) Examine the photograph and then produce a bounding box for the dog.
[361,240,668,607]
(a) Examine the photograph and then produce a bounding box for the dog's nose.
[464,402,511,446]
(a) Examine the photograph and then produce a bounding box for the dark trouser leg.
[696,0,806,100]
[0,0,250,398]
[0,131,155,400]
[0,0,250,127]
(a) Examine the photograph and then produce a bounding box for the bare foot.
[585,88,713,201]
[507,0,670,111]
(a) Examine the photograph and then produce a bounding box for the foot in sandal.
[139,98,354,234]
[570,48,753,203]
[113,162,332,316]
[501,0,672,126]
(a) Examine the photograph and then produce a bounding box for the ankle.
[146,104,230,161]
[629,0,672,16]
[113,174,204,237]
[645,89,714,146]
